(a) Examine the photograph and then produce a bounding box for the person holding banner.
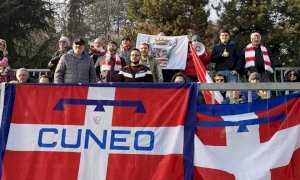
[139,42,163,82]
[211,29,241,83]
[117,48,153,82]
[182,34,211,82]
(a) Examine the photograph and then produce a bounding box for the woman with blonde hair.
[0,39,16,82]
[0,39,8,57]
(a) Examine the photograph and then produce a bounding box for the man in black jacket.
[211,29,242,82]
[117,48,153,82]
[48,36,72,73]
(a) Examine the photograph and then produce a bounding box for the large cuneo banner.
[1,83,300,180]
[0,83,197,180]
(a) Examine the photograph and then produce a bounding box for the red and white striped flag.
[190,44,224,104]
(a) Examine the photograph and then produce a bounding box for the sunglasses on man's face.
[290,73,297,77]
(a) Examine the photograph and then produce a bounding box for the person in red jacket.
[182,35,211,82]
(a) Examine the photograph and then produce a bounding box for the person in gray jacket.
[54,37,96,83]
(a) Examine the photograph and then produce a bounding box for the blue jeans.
[217,70,238,83]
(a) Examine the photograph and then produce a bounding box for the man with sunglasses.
[54,37,96,84]
[214,73,226,98]
[48,36,72,73]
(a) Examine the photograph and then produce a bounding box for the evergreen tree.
[272,0,300,66]
[0,0,55,68]
[126,0,209,36]
[67,0,93,40]
[84,0,128,42]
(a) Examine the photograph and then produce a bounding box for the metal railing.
[199,82,300,104]
[4,67,300,104]
[12,67,300,82]
[273,67,300,82]
[13,69,52,79]
[1,82,299,104]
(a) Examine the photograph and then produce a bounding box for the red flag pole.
[189,44,223,104]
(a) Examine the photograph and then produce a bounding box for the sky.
[208,0,226,21]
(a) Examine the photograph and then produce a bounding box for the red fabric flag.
[190,44,224,104]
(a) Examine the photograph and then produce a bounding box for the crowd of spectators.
[0,30,298,103]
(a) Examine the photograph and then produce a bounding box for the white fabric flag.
[136,33,189,70]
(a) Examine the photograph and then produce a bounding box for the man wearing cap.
[119,36,132,65]
[211,29,242,83]
[214,73,227,98]
[241,32,274,82]
[117,48,153,82]
[241,72,261,101]
[95,40,126,82]
[54,37,96,84]
[248,72,261,83]
[182,34,211,82]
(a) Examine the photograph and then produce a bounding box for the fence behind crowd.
[13,67,300,83]
[199,82,300,104]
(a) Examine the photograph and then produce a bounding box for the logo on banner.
[37,98,154,151]
[143,37,178,67]
[54,98,146,112]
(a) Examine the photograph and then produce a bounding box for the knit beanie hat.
[192,35,201,42]
[59,36,70,46]
[248,72,261,81]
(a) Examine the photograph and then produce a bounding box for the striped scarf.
[245,43,273,73]
[101,53,122,71]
